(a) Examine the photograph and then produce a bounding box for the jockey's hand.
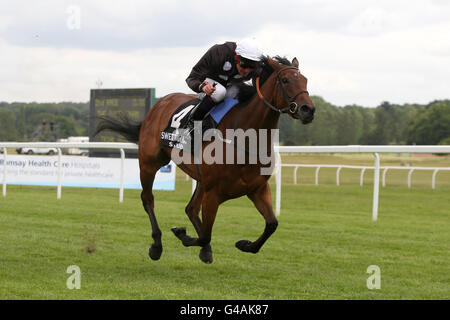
[202,82,216,96]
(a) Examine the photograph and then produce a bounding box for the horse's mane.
[259,55,292,83]
[236,55,292,103]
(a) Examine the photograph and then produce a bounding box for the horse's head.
[263,57,315,124]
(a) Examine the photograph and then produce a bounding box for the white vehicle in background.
[16,147,58,155]
[59,136,89,156]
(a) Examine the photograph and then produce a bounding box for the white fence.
[1,142,138,202]
[2,143,450,221]
[283,164,450,189]
[273,146,450,221]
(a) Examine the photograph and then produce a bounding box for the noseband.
[256,66,309,114]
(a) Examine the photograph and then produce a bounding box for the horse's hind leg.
[172,188,218,264]
[236,182,278,254]
[186,183,203,235]
[197,191,219,263]
[171,182,213,263]
[172,182,204,245]
[140,167,163,260]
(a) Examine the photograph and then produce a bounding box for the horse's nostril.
[300,105,311,114]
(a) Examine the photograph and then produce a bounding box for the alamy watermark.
[66,265,81,289]
[168,122,279,176]
[64,264,381,291]
[366,265,381,290]
[66,5,81,30]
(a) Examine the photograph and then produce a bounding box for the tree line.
[279,97,450,146]
[0,98,449,145]
[0,102,89,142]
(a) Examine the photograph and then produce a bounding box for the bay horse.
[96,56,315,263]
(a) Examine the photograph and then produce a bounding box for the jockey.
[185,38,264,131]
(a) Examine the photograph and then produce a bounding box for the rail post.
[408,168,414,188]
[336,166,342,186]
[372,153,380,222]
[57,148,62,199]
[432,169,439,190]
[293,166,299,185]
[275,151,282,216]
[360,168,366,186]
[382,168,389,187]
[315,166,320,185]
[119,148,125,203]
[2,147,7,197]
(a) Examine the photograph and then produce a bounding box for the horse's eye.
[282,78,289,84]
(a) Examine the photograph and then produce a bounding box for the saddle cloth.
[160,97,239,152]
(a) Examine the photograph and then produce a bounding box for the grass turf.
[0,167,449,299]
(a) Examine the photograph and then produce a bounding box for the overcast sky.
[0,0,449,107]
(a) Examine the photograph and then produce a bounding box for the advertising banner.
[0,155,175,190]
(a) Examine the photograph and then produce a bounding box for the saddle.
[160,97,238,153]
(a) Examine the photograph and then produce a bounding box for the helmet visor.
[237,55,259,69]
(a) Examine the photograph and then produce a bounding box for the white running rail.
[283,164,450,189]
[273,145,450,221]
[2,143,450,221]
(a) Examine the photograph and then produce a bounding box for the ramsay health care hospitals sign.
[0,155,175,190]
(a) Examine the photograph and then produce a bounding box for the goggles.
[236,55,258,69]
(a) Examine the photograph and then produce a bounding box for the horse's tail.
[94,113,142,144]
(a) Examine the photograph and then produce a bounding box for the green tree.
[0,109,18,141]
[407,102,450,144]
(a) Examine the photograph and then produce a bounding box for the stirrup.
[185,119,195,135]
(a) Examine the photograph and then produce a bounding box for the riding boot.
[186,96,215,132]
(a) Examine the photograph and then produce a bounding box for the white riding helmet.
[235,38,263,62]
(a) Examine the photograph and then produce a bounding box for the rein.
[256,66,309,114]
[217,66,308,157]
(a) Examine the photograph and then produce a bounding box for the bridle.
[256,66,309,114]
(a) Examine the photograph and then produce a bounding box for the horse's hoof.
[148,244,162,260]
[199,245,213,264]
[235,240,257,253]
[171,227,186,239]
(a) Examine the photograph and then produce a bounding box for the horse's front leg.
[236,182,278,254]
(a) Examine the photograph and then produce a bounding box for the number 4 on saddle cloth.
[160,97,239,153]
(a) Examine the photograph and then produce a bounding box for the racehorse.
[95,56,315,263]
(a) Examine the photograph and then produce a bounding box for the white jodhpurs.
[204,78,240,103]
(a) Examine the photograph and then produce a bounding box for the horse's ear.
[292,57,299,68]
